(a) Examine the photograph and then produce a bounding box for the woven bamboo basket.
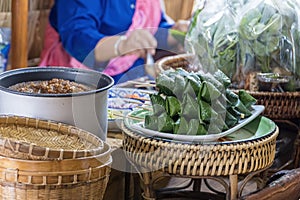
[122,123,279,177]
[0,115,106,160]
[156,54,300,119]
[243,91,300,119]
[0,115,112,200]
[0,151,112,200]
[0,159,112,200]
[0,177,110,200]
[0,145,111,174]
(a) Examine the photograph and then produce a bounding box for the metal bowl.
[0,67,114,141]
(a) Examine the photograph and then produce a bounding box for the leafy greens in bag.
[186,0,300,91]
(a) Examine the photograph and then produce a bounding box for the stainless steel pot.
[0,67,114,141]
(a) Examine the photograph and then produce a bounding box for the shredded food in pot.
[9,78,94,94]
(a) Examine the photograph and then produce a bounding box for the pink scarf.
[39,0,161,76]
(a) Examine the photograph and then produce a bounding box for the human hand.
[171,19,190,33]
[118,29,157,58]
[168,20,190,53]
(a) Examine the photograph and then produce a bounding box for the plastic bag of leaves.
[186,0,300,91]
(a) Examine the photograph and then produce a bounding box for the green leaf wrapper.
[235,99,252,117]
[157,112,174,132]
[175,68,190,77]
[198,100,218,123]
[156,73,175,96]
[199,81,221,102]
[198,73,225,92]
[187,119,207,135]
[212,99,227,115]
[181,94,199,119]
[225,89,239,106]
[184,75,201,97]
[144,114,158,131]
[173,75,186,101]
[144,68,256,135]
[214,114,228,131]
[225,111,239,128]
[213,69,231,89]
[174,117,189,135]
[166,96,181,118]
[150,94,166,116]
[238,90,257,109]
[227,106,242,120]
[207,123,222,135]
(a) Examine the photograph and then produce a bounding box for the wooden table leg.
[11,0,28,69]
[142,172,155,200]
[229,175,238,200]
[192,179,202,191]
[124,172,131,200]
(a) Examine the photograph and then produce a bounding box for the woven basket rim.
[0,157,112,185]
[122,121,278,146]
[156,53,194,71]
[122,124,279,176]
[0,174,109,188]
[0,115,107,160]
[0,141,111,169]
[246,90,300,96]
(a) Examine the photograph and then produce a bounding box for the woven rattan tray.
[156,54,300,119]
[122,123,279,176]
[0,115,106,160]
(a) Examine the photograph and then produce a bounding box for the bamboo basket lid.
[0,115,108,160]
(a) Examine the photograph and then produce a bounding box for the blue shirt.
[49,0,173,82]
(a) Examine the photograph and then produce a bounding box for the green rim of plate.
[124,109,276,144]
[221,115,276,144]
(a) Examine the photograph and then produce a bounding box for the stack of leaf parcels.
[144,68,257,135]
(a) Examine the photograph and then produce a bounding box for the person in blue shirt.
[40,0,189,84]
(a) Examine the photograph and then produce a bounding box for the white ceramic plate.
[124,105,265,142]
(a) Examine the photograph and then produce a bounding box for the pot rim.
[0,67,114,97]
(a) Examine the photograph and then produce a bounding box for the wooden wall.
[164,0,195,21]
